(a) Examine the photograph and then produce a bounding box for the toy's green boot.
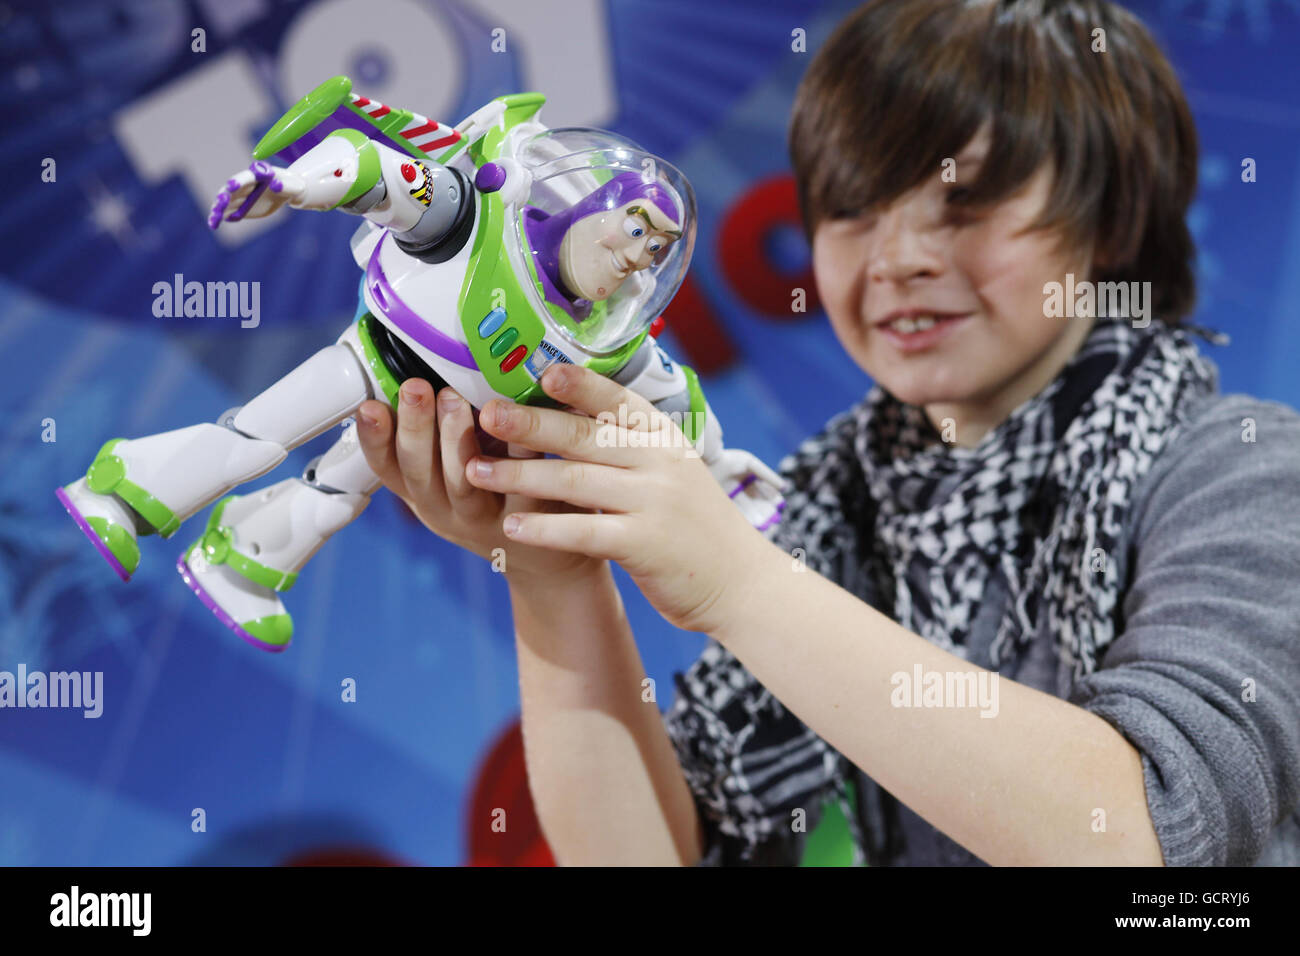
[176,495,295,653]
[56,474,143,582]
[57,426,289,583]
[55,437,178,582]
[173,474,371,652]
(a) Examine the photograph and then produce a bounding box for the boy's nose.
[867,206,943,284]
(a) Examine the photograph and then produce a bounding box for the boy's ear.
[1072,232,1108,280]
[1052,229,1103,277]
[1089,228,1121,272]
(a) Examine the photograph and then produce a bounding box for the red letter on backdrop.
[718,174,819,318]
[659,174,819,376]
[660,273,737,375]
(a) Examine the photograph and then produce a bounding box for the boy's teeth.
[890,315,939,333]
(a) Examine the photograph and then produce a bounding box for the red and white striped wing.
[350,93,463,155]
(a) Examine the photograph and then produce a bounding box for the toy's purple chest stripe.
[366,231,478,370]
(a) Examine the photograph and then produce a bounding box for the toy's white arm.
[607,335,787,533]
[208,133,468,254]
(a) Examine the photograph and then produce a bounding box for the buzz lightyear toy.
[55,76,785,653]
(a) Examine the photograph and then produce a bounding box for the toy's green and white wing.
[251,75,467,166]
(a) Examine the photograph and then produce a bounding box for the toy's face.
[558,200,681,301]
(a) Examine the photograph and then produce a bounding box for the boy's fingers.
[476,363,697,465]
[355,400,408,500]
[501,511,632,563]
[507,442,543,460]
[467,456,634,513]
[478,398,664,467]
[393,379,446,510]
[438,389,495,519]
[541,364,668,433]
[500,442,546,516]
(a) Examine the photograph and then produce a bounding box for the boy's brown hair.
[789,0,1199,322]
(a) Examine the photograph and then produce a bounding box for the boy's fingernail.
[493,402,512,429]
[474,458,494,477]
[439,390,461,413]
[359,411,378,429]
[503,514,521,536]
[401,384,421,406]
[546,364,571,390]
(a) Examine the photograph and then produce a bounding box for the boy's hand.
[355,379,604,585]
[463,364,777,634]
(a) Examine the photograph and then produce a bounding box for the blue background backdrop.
[1,0,1297,865]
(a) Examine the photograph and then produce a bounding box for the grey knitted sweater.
[664,392,1300,866]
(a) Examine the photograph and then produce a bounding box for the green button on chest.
[489,327,519,357]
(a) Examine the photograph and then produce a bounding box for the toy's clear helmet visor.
[508,128,696,355]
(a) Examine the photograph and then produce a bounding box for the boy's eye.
[826,208,878,231]
[943,187,985,224]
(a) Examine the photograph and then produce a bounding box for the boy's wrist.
[505,559,623,658]
[504,559,610,598]
[706,531,789,646]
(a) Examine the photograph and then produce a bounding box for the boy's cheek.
[811,248,858,312]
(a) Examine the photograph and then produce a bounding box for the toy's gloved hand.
[704,447,787,533]
[208,161,306,230]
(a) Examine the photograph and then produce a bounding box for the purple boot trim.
[55,486,130,582]
[176,551,288,653]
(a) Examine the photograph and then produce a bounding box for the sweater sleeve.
[1068,396,1300,866]
[663,405,870,866]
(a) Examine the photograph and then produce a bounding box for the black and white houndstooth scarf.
[775,314,1221,679]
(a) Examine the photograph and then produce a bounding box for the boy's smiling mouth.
[872,308,974,352]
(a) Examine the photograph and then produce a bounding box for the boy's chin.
[868,367,984,409]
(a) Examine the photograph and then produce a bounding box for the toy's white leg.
[176,426,381,652]
[56,342,376,583]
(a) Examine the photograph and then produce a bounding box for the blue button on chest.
[478,309,507,338]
